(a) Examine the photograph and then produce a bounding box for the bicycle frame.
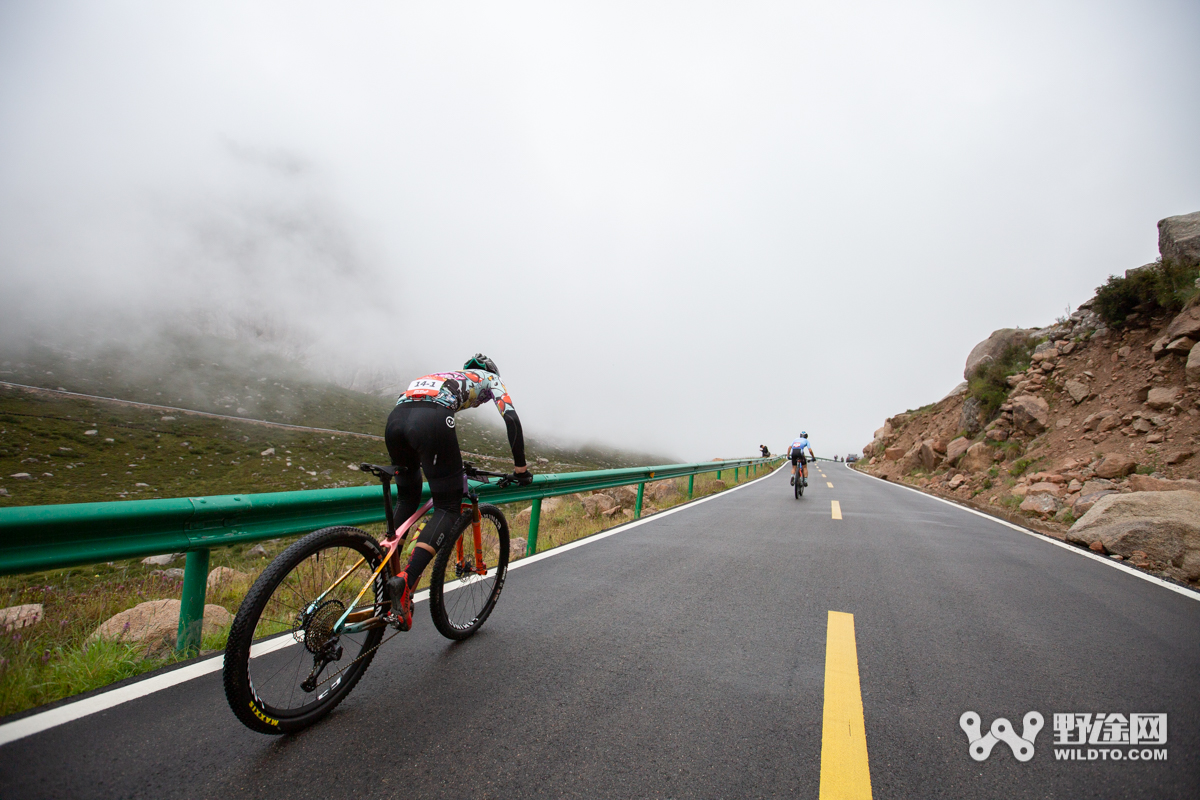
[317,470,491,636]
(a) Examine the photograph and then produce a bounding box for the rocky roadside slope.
[856,211,1200,589]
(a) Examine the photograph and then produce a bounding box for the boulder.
[246,544,269,558]
[1165,450,1194,465]
[1163,307,1200,344]
[1165,337,1196,355]
[884,447,905,461]
[1158,210,1200,267]
[964,329,1030,380]
[89,599,233,655]
[141,553,182,567]
[1068,491,1200,580]
[1145,386,1180,410]
[708,480,727,491]
[960,396,983,436]
[1081,478,1117,495]
[1026,482,1066,497]
[206,567,251,590]
[945,437,971,464]
[581,493,619,516]
[510,537,526,558]
[960,442,995,472]
[1064,379,1091,404]
[0,603,43,632]
[1188,345,1200,383]
[1019,494,1058,517]
[947,474,967,489]
[1094,453,1137,479]
[1073,491,1117,516]
[1010,395,1049,435]
[646,480,679,502]
[1126,475,1200,494]
[919,440,942,470]
[941,381,969,402]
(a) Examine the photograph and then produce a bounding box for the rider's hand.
[516,470,534,486]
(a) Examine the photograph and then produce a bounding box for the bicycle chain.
[311,626,402,691]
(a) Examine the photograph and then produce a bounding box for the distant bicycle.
[223,462,513,734]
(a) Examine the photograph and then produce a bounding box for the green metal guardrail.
[0,456,784,654]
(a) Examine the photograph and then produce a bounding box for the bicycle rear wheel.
[223,526,387,734]
[429,504,509,640]
[795,469,803,498]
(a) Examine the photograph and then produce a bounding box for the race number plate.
[405,377,445,398]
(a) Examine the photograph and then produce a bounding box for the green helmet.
[463,354,499,375]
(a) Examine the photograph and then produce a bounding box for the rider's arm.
[489,381,527,471]
[503,409,527,471]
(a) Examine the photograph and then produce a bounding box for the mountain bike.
[223,462,513,734]
[794,462,804,499]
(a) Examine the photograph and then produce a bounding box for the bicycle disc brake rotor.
[295,599,345,654]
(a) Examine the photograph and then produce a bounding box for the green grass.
[1008,457,1041,477]
[967,341,1034,422]
[1093,258,1199,327]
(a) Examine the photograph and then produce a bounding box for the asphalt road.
[2,463,1197,799]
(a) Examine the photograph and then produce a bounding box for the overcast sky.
[2,1,1198,462]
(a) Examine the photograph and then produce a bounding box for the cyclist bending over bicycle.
[789,433,815,487]
[384,354,531,631]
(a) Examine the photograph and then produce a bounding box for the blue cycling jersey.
[789,437,810,455]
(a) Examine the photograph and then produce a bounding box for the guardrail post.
[526,498,542,557]
[717,469,721,480]
[176,548,211,656]
[734,466,739,483]
[687,474,694,499]
[635,483,645,518]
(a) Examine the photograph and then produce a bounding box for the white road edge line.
[841,463,1200,602]
[0,463,787,747]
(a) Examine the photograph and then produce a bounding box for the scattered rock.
[581,494,619,516]
[160,416,176,422]
[1188,345,1200,383]
[645,480,679,502]
[960,396,983,436]
[709,480,727,491]
[207,566,252,589]
[884,447,905,461]
[1064,379,1091,404]
[1126,475,1200,494]
[1094,454,1137,479]
[510,537,526,557]
[945,437,970,464]
[1010,395,1049,435]
[134,482,150,488]
[536,457,549,465]
[9,473,31,480]
[1089,540,1107,554]
[1162,307,1200,347]
[0,603,43,632]
[1145,386,1180,410]
[152,568,185,579]
[1027,482,1066,497]
[947,474,966,489]
[1067,491,1200,581]
[1073,491,1117,516]
[141,553,182,566]
[1165,450,1194,465]
[919,440,942,470]
[1019,494,1058,517]
[260,447,276,457]
[89,599,233,656]
[960,442,995,472]
[247,544,269,557]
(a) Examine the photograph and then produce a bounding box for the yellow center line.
[831,500,842,519]
[819,611,873,799]
[827,482,834,488]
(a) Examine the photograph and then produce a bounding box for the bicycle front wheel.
[223,526,387,734]
[429,504,509,640]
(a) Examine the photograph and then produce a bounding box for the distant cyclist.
[788,433,815,487]
[384,354,531,631]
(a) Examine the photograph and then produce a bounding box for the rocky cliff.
[856,211,1200,588]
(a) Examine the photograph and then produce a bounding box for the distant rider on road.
[788,433,815,487]
[384,354,531,631]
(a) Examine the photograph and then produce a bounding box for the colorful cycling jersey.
[788,437,811,455]
[396,370,514,414]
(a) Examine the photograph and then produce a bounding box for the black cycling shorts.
[791,450,807,466]
[384,401,463,514]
